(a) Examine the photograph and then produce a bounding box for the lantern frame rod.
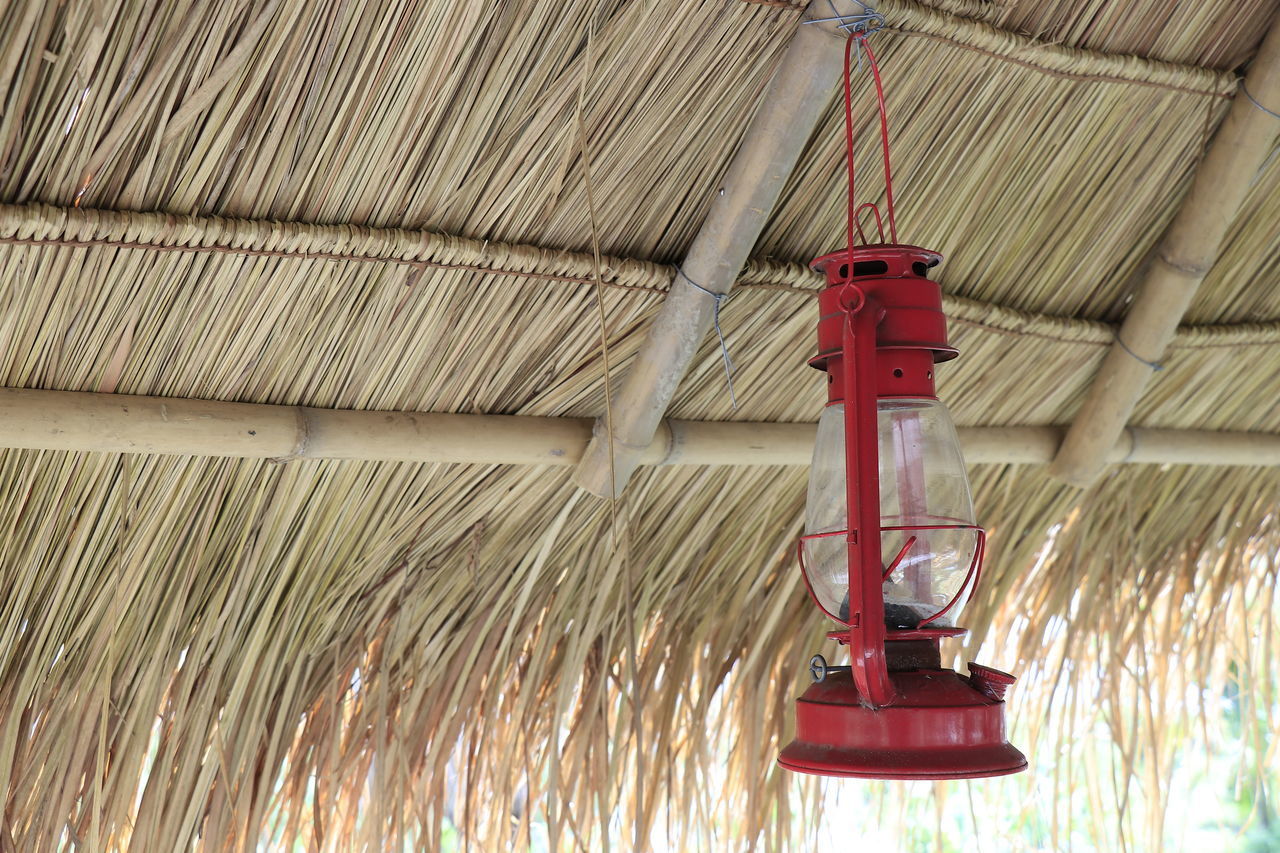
[840,292,894,705]
[1049,17,1280,487]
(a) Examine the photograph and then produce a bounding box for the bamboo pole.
[1,388,1279,468]
[1049,17,1280,487]
[572,2,850,498]
[0,388,597,466]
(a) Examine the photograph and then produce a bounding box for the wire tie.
[803,0,885,44]
[804,1,883,71]
[677,266,737,409]
[1254,144,1280,187]
[1241,81,1280,121]
[804,14,884,34]
[1115,334,1164,371]
[803,13,879,27]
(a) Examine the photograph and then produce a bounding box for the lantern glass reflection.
[803,398,977,627]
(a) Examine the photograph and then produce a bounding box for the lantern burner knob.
[808,654,851,683]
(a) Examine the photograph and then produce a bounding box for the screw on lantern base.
[778,653,1027,781]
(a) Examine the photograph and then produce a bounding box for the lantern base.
[778,667,1027,780]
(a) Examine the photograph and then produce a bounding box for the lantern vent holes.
[832,259,933,281]
[840,260,890,280]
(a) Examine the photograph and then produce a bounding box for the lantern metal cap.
[809,244,942,277]
[778,666,1027,780]
[808,244,957,369]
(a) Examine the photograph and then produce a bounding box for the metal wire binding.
[1115,333,1165,371]
[804,1,885,67]
[1241,81,1280,121]
[677,266,737,409]
[803,1,887,37]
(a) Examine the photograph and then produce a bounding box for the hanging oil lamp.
[777,18,1026,780]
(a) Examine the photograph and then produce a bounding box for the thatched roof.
[0,0,1278,849]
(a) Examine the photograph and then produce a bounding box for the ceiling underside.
[2,0,1277,421]
[0,0,1278,847]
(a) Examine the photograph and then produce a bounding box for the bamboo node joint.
[275,407,312,462]
[1156,251,1212,278]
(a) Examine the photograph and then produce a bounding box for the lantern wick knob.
[809,655,828,682]
[809,654,854,683]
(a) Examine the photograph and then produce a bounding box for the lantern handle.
[840,29,898,257]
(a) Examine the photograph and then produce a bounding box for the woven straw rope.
[2,203,1272,353]
[748,0,1236,99]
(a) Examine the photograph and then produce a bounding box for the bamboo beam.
[1049,18,1280,487]
[959,426,1280,467]
[572,2,850,498]
[0,388,597,466]
[1,388,1279,469]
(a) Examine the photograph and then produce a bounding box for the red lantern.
[776,24,1026,780]
[775,246,1027,780]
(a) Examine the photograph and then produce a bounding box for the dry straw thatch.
[0,0,1278,849]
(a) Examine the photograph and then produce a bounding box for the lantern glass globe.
[803,398,977,627]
